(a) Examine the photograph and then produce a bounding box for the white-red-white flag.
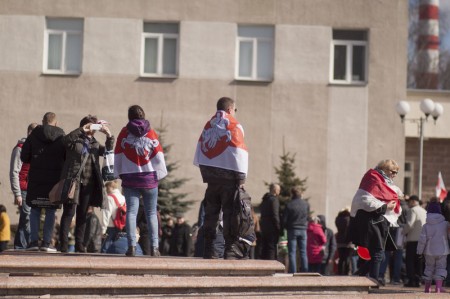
[436,172,448,202]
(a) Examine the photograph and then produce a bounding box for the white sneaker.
[26,241,40,251]
[40,243,57,253]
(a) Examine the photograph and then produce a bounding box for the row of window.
[43,18,368,84]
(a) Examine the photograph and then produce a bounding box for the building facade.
[0,0,409,227]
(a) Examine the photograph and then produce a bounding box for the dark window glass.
[333,30,367,41]
[333,45,346,80]
[352,45,365,81]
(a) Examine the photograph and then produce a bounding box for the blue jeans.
[13,191,31,249]
[30,207,56,245]
[123,187,158,248]
[101,226,120,253]
[379,249,403,282]
[287,229,308,273]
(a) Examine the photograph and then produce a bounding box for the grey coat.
[60,128,114,208]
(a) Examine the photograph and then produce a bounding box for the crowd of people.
[4,100,450,293]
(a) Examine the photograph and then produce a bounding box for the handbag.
[49,154,89,204]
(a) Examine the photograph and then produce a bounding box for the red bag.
[110,194,126,230]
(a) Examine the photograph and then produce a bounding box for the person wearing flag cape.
[194,97,250,259]
[349,159,402,281]
[114,105,167,257]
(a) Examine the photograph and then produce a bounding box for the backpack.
[230,187,256,244]
[111,194,126,231]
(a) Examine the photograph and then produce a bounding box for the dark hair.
[216,97,234,111]
[128,105,146,120]
[408,195,420,202]
[79,115,98,127]
[0,205,6,213]
[42,112,56,125]
[291,186,302,198]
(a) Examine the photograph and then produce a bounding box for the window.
[330,30,368,84]
[236,25,274,81]
[43,18,83,75]
[141,23,179,77]
[404,161,413,196]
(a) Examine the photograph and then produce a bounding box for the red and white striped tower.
[416,0,440,89]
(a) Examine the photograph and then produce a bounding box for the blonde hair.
[105,180,120,194]
[376,159,399,173]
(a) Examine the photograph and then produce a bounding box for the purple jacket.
[417,213,450,256]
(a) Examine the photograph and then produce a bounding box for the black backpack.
[230,187,256,243]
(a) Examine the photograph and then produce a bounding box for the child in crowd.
[0,205,11,252]
[101,180,126,253]
[417,201,450,293]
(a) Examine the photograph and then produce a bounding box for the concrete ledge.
[0,275,377,296]
[0,252,285,276]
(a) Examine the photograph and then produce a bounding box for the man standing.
[194,97,250,259]
[282,186,310,273]
[169,213,192,257]
[21,112,65,252]
[259,183,281,260]
[403,195,427,287]
[9,123,37,249]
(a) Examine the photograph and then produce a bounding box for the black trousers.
[405,241,423,284]
[59,183,94,251]
[260,231,278,260]
[202,183,235,243]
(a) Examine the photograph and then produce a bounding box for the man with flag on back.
[194,97,250,259]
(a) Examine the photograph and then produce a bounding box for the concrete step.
[0,251,284,276]
[0,274,377,297]
[0,251,378,297]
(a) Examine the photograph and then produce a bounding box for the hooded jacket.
[20,125,65,208]
[307,221,327,264]
[417,213,450,256]
[9,138,29,197]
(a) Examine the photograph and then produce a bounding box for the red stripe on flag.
[417,35,440,50]
[419,5,439,20]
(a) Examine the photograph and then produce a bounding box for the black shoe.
[75,244,87,253]
[26,241,40,251]
[151,247,160,257]
[126,246,136,257]
[404,281,420,288]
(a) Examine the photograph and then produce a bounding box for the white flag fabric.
[435,171,448,202]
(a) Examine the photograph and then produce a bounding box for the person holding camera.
[59,115,114,253]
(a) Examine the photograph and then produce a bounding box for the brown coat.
[60,128,114,208]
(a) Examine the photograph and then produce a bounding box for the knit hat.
[427,202,442,214]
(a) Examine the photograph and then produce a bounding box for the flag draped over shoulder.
[436,171,448,202]
[351,169,401,225]
[193,111,248,174]
[114,127,167,180]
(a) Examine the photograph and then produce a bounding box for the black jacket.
[169,222,192,257]
[259,193,280,235]
[20,124,65,208]
[348,205,396,251]
[60,128,114,207]
[282,197,310,230]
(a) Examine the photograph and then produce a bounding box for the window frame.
[140,28,179,78]
[235,26,274,82]
[330,38,368,85]
[43,23,83,75]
